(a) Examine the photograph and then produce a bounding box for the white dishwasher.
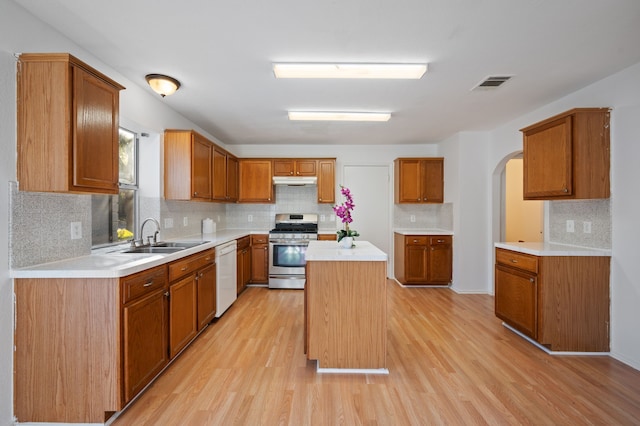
[215,240,237,317]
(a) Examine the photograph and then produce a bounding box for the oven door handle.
[269,240,310,245]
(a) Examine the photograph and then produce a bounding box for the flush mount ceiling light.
[273,63,427,79]
[288,111,391,122]
[145,74,181,97]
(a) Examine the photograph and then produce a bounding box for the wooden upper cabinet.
[164,130,213,201]
[212,148,238,202]
[238,159,274,203]
[212,147,228,201]
[521,108,610,200]
[273,159,317,176]
[394,158,444,203]
[17,53,125,194]
[317,159,335,203]
[226,155,239,202]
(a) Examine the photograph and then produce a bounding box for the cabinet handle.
[413,239,419,243]
[181,266,188,271]
[143,281,154,287]
[510,259,518,263]
[437,239,444,243]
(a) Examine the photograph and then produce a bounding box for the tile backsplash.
[9,182,91,268]
[394,203,453,230]
[548,199,611,249]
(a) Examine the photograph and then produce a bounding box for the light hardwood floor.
[112,281,640,425]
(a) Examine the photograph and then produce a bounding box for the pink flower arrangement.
[333,185,359,242]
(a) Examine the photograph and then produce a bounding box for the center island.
[304,240,389,373]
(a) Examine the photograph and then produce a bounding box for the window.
[91,128,138,247]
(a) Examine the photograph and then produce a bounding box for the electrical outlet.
[329,214,335,222]
[164,218,174,228]
[583,221,592,234]
[566,220,575,233]
[410,215,416,223]
[320,215,326,222]
[183,217,188,226]
[248,214,253,222]
[70,222,82,240]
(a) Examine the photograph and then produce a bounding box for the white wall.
[0,50,16,426]
[438,132,492,293]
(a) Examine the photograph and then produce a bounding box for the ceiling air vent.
[472,75,513,91]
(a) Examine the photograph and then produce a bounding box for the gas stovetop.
[270,213,318,239]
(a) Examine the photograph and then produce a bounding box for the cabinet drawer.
[121,265,168,304]
[496,248,538,274]
[405,236,428,246]
[169,249,215,282]
[237,235,250,250]
[251,234,268,245]
[429,236,451,245]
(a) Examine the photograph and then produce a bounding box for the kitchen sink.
[153,241,207,248]
[123,246,186,254]
[122,240,207,254]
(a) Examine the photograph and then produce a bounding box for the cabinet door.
[169,275,198,358]
[72,66,120,193]
[196,263,217,330]
[427,237,452,284]
[421,159,444,203]
[191,133,212,200]
[212,148,227,201]
[495,265,537,339]
[523,116,573,198]
[405,245,427,283]
[295,159,317,176]
[123,289,169,403]
[317,159,335,203]
[273,159,296,176]
[251,244,269,283]
[227,155,239,202]
[239,159,273,202]
[396,159,422,203]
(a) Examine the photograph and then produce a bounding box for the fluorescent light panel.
[288,111,391,122]
[274,63,427,79]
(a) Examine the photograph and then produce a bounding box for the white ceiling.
[15,0,640,145]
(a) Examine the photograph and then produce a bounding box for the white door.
[343,164,391,266]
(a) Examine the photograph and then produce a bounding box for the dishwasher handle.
[216,241,237,257]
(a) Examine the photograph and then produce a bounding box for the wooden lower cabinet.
[168,249,216,357]
[237,235,251,294]
[196,262,217,330]
[169,275,198,358]
[394,233,452,285]
[495,248,610,352]
[121,266,169,404]
[250,234,269,283]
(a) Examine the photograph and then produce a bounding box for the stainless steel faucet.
[139,217,161,246]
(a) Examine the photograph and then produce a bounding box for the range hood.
[272,176,318,186]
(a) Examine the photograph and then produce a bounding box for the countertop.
[495,241,611,257]
[394,228,454,235]
[305,240,388,262]
[11,229,269,279]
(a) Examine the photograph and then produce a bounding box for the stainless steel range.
[268,213,318,289]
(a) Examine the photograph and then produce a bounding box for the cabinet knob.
[563,187,568,193]
[530,278,535,283]
[413,239,418,243]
